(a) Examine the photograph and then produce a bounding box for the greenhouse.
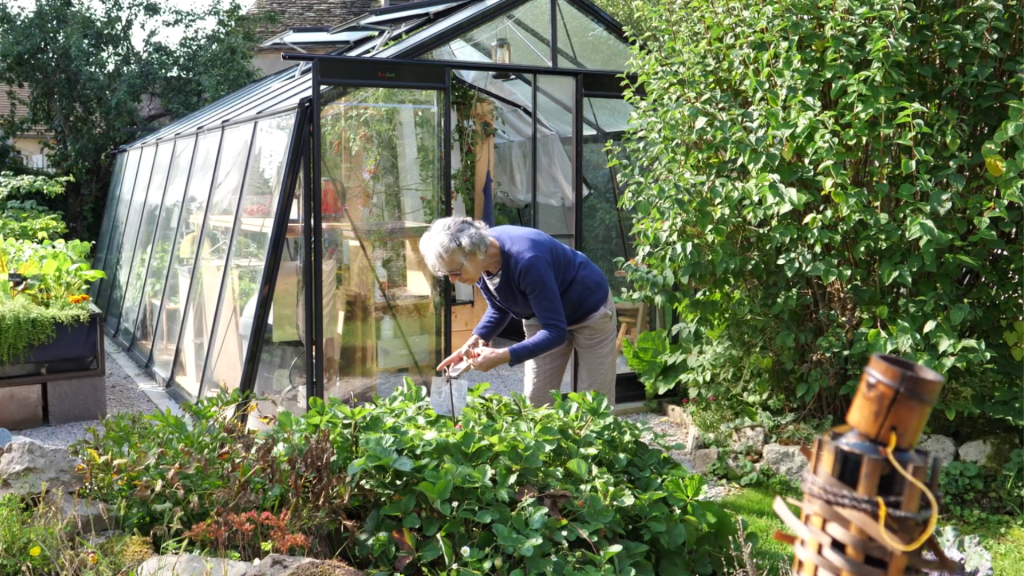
[90,0,651,414]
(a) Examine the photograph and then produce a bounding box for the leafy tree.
[0,0,273,242]
[616,0,1022,428]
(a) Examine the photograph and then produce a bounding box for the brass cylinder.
[846,354,944,451]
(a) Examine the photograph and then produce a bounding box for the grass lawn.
[718,486,1024,576]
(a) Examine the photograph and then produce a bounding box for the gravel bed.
[619,411,735,502]
[13,352,157,448]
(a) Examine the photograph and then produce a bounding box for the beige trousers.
[522,292,617,408]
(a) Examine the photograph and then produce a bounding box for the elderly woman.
[419,217,618,407]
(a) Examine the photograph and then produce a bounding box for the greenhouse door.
[312,60,448,404]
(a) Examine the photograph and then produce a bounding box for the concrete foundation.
[0,385,45,430]
[46,376,107,425]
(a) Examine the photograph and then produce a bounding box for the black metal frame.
[282,52,639,403]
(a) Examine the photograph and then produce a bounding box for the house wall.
[12,134,49,170]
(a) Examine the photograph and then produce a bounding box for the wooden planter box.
[0,304,106,429]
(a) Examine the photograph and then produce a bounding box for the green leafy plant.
[940,449,1024,526]
[0,493,147,575]
[74,382,739,575]
[1,237,104,304]
[0,171,71,241]
[621,329,687,398]
[616,0,1023,429]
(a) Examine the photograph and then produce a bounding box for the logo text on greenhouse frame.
[377,72,396,78]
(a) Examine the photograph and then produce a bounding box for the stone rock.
[730,426,766,454]
[958,440,993,466]
[0,438,82,497]
[136,554,251,576]
[691,448,719,474]
[246,555,363,576]
[919,434,957,466]
[761,444,806,482]
[43,490,117,534]
[661,404,704,453]
[245,555,316,576]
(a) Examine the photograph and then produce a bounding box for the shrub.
[0,171,71,241]
[74,383,738,575]
[616,0,1023,426]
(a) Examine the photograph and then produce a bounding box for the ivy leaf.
[902,159,917,175]
[694,116,709,129]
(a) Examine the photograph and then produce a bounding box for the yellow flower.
[29,545,41,557]
[88,551,98,564]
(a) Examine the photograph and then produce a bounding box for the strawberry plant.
[74,382,739,575]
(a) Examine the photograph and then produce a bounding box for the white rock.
[919,434,957,466]
[136,554,251,576]
[958,440,993,466]
[0,438,82,497]
[691,448,720,474]
[762,444,806,481]
[730,426,766,453]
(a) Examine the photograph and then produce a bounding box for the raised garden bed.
[0,304,106,429]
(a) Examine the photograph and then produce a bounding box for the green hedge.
[616,0,1022,426]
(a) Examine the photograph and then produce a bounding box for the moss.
[981,434,1021,472]
[290,559,364,576]
[97,534,154,572]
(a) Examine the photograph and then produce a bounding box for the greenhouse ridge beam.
[282,51,636,84]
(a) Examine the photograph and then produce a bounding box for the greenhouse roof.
[122,0,632,150]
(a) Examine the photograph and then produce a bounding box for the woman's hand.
[437,335,486,372]
[466,346,511,372]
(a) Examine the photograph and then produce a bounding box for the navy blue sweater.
[473,226,609,366]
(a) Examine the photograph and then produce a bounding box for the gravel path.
[620,411,735,502]
[13,351,157,447]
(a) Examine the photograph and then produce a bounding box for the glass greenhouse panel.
[174,123,255,398]
[95,149,142,308]
[104,145,158,332]
[129,136,197,363]
[424,0,553,67]
[319,86,443,403]
[533,74,575,247]
[117,143,175,345]
[582,96,632,134]
[248,171,307,421]
[90,153,127,300]
[201,114,294,396]
[554,0,632,71]
[152,131,221,383]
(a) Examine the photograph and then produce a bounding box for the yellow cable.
[875,431,939,552]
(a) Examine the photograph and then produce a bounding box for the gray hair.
[419,217,491,276]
